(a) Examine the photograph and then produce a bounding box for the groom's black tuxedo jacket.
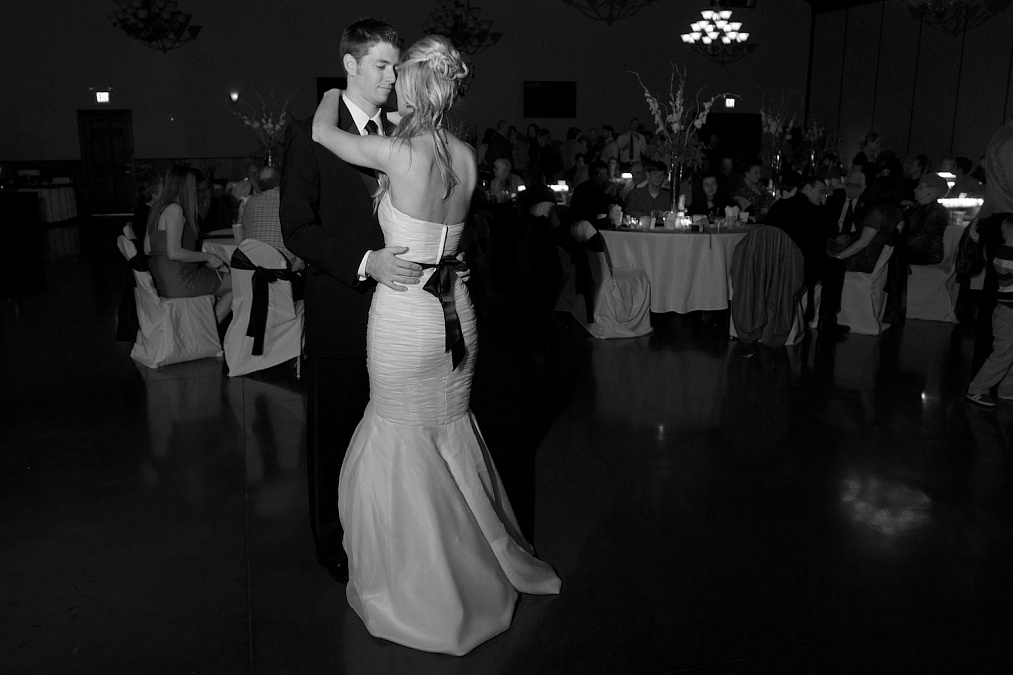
[280,99,393,360]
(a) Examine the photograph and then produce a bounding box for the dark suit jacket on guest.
[824,189,870,238]
[765,193,827,285]
[280,103,392,360]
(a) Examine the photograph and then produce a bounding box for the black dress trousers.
[304,355,370,568]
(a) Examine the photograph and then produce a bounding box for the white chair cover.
[906,224,964,323]
[569,221,653,339]
[838,244,895,335]
[530,201,556,219]
[223,239,303,377]
[116,235,222,368]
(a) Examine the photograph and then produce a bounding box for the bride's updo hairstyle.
[377,35,469,205]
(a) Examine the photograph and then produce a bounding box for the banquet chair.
[116,235,222,368]
[728,226,806,347]
[905,224,964,323]
[223,239,304,378]
[569,220,652,339]
[836,243,896,335]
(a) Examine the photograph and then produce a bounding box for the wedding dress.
[338,193,561,656]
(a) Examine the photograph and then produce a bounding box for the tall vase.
[670,159,683,213]
[264,148,277,167]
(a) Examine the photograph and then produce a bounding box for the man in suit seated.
[623,160,671,218]
[620,161,647,201]
[242,166,304,271]
[570,160,618,226]
[765,172,831,323]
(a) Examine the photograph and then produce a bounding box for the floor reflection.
[7,259,1013,672]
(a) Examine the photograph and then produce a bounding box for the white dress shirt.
[342,94,386,279]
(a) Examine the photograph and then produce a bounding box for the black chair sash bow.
[116,251,149,342]
[230,249,303,356]
[420,256,468,370]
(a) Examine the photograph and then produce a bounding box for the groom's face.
[347,41,400,109]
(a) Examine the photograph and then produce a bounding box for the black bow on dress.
[420,256,468,370]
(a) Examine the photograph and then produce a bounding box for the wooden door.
[78,110,135,215]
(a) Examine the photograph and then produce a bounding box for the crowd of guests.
[123,114,1011,405]
[129,160,304,329]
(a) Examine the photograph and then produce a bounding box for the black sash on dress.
[420,256,468,370]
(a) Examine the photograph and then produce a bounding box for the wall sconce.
[229,91,240,103]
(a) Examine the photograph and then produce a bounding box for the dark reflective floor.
[4,255,1013,674]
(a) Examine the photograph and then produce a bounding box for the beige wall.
[2,0,1010,168]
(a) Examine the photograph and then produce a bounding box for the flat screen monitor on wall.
[524,81,576,118]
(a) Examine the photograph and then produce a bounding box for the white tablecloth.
[18,186,77,222]
[601,227,751,314]
[202,237,238,265]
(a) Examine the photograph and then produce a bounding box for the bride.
[311,35,561,656]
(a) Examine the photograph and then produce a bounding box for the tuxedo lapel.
[337,98,379,194]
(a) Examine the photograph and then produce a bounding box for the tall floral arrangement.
[630,64,731,169]
[229,89,292,163]
[759,91,799,174]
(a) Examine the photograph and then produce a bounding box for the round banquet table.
[600,226,752,314]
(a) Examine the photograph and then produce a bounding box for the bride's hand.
[386,111,404,126]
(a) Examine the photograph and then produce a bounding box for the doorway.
[78,110,135,216]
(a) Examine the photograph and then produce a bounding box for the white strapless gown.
[338,194,561,656]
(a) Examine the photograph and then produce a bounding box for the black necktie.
[364,119,379,136]
[844,200,854,235]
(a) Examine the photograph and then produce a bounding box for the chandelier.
[109,0,201,53]
[680,9,756,66]
[560,0,663,25]
[422,0,502,56]
[906,0,1008,34]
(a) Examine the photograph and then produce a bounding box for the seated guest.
[242,167,304,271]
[620,161,647,200]
[230,161,262,201]
[195,170,232,234]
[144,165,232,321]
[899,154,930,204]
[489,158,523,203]
[518,169,556,215]
[570,160,618,225]
[716,155,740,193]
[903,173,950,265]
[946,156,983,197]
[689,172,735,218]
[623,161,671,217]
[765,172,830,321]
[132,165,162,245]
[565,153,590,189]
[824,170,871,247]
[819,176,905,336]
[733,161,775,216]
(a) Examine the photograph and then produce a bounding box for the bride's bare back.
[383,132,476,225]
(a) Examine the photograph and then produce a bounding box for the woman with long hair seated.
[143,166,231,321]
[310,34,560,656]
[689,171,735,218]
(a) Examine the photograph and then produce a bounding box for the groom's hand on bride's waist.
[366,246,422,292]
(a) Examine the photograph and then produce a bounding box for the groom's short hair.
[340,18,404,65]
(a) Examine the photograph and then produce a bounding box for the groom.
[281,18,420,583]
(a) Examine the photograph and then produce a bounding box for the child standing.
[966,216,1013,409]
